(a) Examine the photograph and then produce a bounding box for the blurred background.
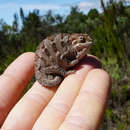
[0,0,130,129]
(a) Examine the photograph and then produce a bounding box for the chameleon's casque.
[34,33,92,87]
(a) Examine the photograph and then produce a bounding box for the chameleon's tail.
[35,69,63,87]
[41,75,63,87]
[36,66,66,87]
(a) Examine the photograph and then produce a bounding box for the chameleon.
[34,33,92,87]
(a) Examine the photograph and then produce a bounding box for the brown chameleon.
[34,33,92,87]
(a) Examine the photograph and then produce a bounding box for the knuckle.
[24,90,48,106]
[64,114,92,130]
[2,73,26,86]
[79,89,105,104]
[48,101,70,117]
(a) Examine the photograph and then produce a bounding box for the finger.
[0,52,34,125]
[32,56,101,130]
[1,55,101,130]
[59,69,111,130]
[1,81,56,130]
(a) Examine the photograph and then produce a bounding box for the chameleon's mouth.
[85,41,93,46]
[74,41,92,51]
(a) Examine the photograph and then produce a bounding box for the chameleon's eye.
[78,36,86,43]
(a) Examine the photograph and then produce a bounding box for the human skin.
[0,52,111,130]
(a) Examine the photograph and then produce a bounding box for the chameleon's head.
[71,34,92,59]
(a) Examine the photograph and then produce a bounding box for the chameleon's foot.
[65,70,75,76]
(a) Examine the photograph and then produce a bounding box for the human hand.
[0,52,111,130]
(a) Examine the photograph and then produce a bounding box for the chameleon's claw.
[65,70,75,76]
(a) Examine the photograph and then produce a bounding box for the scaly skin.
[34,33,92,87]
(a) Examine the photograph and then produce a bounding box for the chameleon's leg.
[60,49,80,68]
[65,69,75,76]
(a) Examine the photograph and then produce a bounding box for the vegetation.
[0,0,129,129]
